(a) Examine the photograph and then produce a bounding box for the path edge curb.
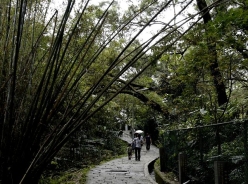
[144,157,159,184]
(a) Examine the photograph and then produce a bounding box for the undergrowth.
[39,138,127,184]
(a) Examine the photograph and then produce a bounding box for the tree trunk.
[196,0,228,106]
[123,90,170,117]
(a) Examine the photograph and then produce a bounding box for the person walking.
[145,133,152,151]
[127,143,133,160]
[134,134,143,161]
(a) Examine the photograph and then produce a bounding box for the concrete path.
[86,131,159,184]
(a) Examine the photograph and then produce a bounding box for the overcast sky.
[49,0,196,42]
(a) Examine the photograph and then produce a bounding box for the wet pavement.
[86,131,159,184]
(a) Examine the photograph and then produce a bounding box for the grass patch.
[153,158,178,184]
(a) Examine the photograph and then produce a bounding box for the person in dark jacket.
[145,133,152,151]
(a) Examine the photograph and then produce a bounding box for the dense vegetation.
[41,131,127,184]
[1,0,248,183]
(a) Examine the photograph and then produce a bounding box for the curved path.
[86,131,159,184]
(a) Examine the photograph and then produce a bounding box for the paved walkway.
[86,131,159,184]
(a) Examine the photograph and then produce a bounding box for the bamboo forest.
[0,0,248,183]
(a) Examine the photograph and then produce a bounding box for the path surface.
[86,131,159,184]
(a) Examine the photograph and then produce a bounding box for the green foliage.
[40,138,127,184]
[2,0,175,182]
[154,158,178,183]
[206,137,244,159]
[2,0,248,183]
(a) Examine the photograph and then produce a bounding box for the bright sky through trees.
[50,0,196,41]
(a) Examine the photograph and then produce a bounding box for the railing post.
[198,128,204,165]
[243,121,248,183]
[159,147,167,172]
[214,161,229,184]
[178,152,187,184]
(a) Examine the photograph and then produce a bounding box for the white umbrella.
[135,130,143,134]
